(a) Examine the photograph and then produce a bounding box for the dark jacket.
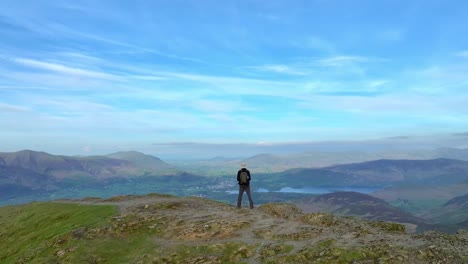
[237,168,251,185]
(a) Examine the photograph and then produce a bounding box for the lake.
[227,186,381,195]
[277,186,381,194]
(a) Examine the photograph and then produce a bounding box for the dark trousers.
[237,184,254,208]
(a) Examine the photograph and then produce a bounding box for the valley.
[1,149,468,233]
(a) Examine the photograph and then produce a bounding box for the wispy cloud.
[0,2,207,65]
[407,64,468,95]
[0,85,61,91]
[250,64,307,75]
[456,50,468,58]
[28,97,113,113]
[13,58,117,80]
[0,102,30,112]
[317,56,369,67]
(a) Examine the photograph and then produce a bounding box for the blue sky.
[1,0,468,157]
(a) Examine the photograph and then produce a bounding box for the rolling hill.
[296,192,429,231]
[106,151,176,172]
[0,150,183,199]
[325,158,468,186]
[0,150,178,179]
[254,158,468,191]
[422,193,468,225]
[0,162,56,199]
[0,150,132,180]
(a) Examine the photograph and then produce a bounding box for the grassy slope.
[1,196,467,263]
[0,199,257,263]
[0,202,117,263]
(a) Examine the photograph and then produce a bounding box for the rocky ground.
[55,193,468,263]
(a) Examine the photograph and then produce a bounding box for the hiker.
[237,164,254,209]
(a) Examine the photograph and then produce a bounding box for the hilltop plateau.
[1,194,467,263]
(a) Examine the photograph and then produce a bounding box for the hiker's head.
[241,163,247,168]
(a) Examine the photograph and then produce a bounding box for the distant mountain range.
[326,158,468,186]
[0,150,177,177]
[0,150,180,199]
[106,151,174,171]
[177,147,468,174]
[255,158,468,190]
[2,149,468,233]
[3,149,468,209]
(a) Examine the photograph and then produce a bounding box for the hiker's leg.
[246,185,254,209]
[237,186,244,208]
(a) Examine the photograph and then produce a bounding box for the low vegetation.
[1,194,467,263]
[0,202,116,263]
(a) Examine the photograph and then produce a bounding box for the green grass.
[65,236,157,263]
[0,200,255,263]
[0,202,117,263]
[389,199,446,214]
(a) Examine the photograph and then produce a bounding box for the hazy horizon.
[2,132,468,160]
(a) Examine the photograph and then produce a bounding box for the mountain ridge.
[324,158,468,186]
[421,193,468,226]
[184,147,468,174]
[0,150,183,199]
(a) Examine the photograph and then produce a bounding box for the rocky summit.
[1,194,468,263]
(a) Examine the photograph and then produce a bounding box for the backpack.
[239,171,248,184]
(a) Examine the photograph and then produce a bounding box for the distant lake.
[227,186,381,195]
[277,186,381,194]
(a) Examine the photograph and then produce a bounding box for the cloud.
[0,2,207,65]
[190,99,247,113]
[251,64,306,75]
[407,64,468,95]
[56,52,105,65]
[456,50,468,58]
[368,80,389,89]
[129,75,168,81]
[65,28,207,64]
[0,85,61,91]
[317,56,369,67]
[2,1,467,154]
[29,97,114,113]
[291,55,378,77]
[2,52,299,101]
[13,58,117,80]
[0,102,30,112]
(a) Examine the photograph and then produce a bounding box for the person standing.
[237,164,254,209]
